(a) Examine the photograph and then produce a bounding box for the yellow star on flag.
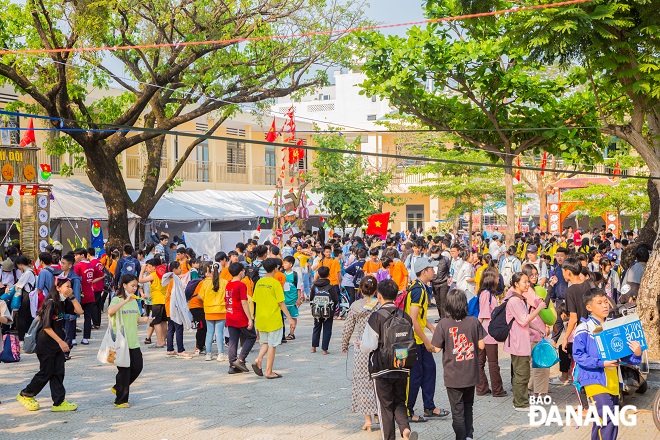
[375,221,382,227]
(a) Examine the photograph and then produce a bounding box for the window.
[318,94,330,101]
[406,205,424,232]
[265,146,276,185]
[196,141,209,182]
[367,114,377,121]
[371,96,377,103]
[173,135,178,160]
[227,141,246,173]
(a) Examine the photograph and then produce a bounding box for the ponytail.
[212,262,220,291]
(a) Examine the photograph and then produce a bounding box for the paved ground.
[1,303,659,440]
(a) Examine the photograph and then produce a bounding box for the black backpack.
[245,262,262,285]
[185,278,204,302]
[352,261,366,288]
[310,285,334,319]
[488,297,516,343]
[377,307,417,370]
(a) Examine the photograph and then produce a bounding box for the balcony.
[253,166,277,186]
[125,154,171,180]
[216,163,249,184]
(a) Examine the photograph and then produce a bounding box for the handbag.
[97,308,130,368]
[532,338,560,369]
[0,331,21,363]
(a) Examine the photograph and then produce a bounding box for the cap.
[605,251,618,261]
[526,244,539,253]
[413,258,438,274]
[1,259,13,271]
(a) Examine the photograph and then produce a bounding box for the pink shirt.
[522,288,546,343]
[503,289,532,356]
[477,289,498,345]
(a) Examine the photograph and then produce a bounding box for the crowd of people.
[0,224,649,440]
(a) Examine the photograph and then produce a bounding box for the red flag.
[6,184,13,196]
[541,152,547,176]
[514,156,521,181]
[366,212,390,236]
[31,185,38,195]
[614,162,621,175]
[19,118,36,147]
[19,185,26,195]
[265,117,277,142]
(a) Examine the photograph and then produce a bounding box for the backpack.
[185,278,204,302]
[23,315,42,354]
[468,290,493,318]
[245,262,263,285]
[0,332,20,363]
[376,307,418,370]
[353,262,365,288]
[44,266,63,277]
[501,257,515,287]
[310,285,334,319]
[395,279,425,311]
[488,297,516,343]
[120,257,139,277]
[103,267,114,292]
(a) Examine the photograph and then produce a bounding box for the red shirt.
[225,280,249,328]
[90,258,105,292]
[74,260,96,304]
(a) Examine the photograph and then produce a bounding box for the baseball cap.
[605,251,618,261]
[526,244,539,253]
[413,258,438,274]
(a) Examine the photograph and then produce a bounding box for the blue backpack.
[468,290,492,318]
[120,258,139,277]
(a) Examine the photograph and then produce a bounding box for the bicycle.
[654,388,660,430]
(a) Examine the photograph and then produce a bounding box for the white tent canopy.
[0,178,328,221]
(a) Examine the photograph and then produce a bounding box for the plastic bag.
[532,338,559,369]
[97,311,130,367]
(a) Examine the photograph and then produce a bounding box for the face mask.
[59,293,67,301]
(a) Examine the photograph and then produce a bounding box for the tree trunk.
[537,179,548,233]
[504,156,516,245]
[468,209,473,236]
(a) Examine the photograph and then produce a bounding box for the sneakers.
[114,403,131,408]
[217,353,228,362]
[228,367,238,374]
[16,392,40,411]
[81,339,89,345]
[52,401,78,412]
[205,353,213,361]
[110,387,117,396]
[71,339,77,346]
[232,360,250,373]
[550,376,570,385]
[199,349,206,355]
[194,348,200,355]
[514,406,530,412]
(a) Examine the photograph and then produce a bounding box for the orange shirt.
[363,259,382,275]
[389,261,409,291]
[274,271,286,287]
[165,281,173,317]
[319,258,341,285]
[220,266,232,282]
[188,279,205,309]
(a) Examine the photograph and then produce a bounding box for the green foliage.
[562,179,649,218]
[308,133,398,231]
[66,236,88,251]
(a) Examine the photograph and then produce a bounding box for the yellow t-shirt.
[295,252,310,268]
[252,277,285,333]
[584,366,619,398]
[404,280,429,345]
[474,264,487,291]
[150,277,165,305]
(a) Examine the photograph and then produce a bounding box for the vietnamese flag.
[19,118,36,147]
[541,152,547,176]
[265,117,277,142]
[366,212,390,236]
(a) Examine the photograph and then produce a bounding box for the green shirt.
[283,271,298,306]
[110,297,140,349]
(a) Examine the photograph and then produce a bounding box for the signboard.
[593,314,647,361]
[0,145,39,185]
[0,114,19,145]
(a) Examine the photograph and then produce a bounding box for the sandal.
[16,392,40,411]
[285,334,295,340]
[251,362,264,377]
[424,408,450,418]
[143,338,152,344]
[408,415,427,423]
[266,373,283,379]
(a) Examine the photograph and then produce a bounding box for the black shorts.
[151,304,167,325]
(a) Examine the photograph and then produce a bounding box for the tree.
[308,133,396,233]
[562,179,649,231]
[357,0,602,246]
[0,0,368,245]
[513,0,660,356]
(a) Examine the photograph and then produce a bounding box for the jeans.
[21,351,66,405]
[205,319,226,354]
[446,386,475,440]
[311,316,333,351]
[64,317,77,347]
[81,301,97,339]
[227,326,257,364]
[302,272,311,297]
[114,348,144,404]
[407,344,437,416]
[166,319,185,352]
[373,375,410,440]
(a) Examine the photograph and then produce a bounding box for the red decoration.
[6,184,13,196]
[19,185,26,195]
[281,106,296,143]
[31,185,38,195]
[19,118,36,147]
[614,162,621,175]
[265,117,277,142]
[541,152,547,176]
[514,156,521,181]
[256,225,261,232]
[366,212,390,236]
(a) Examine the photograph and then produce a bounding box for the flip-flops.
[424,408,450,418]
[266,373,283,379]
[408,415,427,423]
[251,363,264,376]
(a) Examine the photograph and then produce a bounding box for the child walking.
[282,256,303,340]
[310,266,339,354]
[432,289,486,440]
[476,268,506,397]
[198,262,228,361]
[573,288,642,440]
[17,277,83,412]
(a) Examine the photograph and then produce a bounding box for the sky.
[364,0,427,35]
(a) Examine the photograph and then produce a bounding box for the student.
[360,279,418,440]
[139,257,167,348]
[363,247,383,275]
[282,256,303,340]
[87,247,106,329]
[163,261,192,358]
[73,248,102,345]
[432,289,486,440]
[476,268,506,397]
[188,262,208,355]
[59,255,82,352]
[503,272,546,410]
[108,274,152,408]
[225,262,257,374]
[561,257,591,366]
[385,248,409,293]
[521,264,550,398]
[405,258,449,421]
[310,266,339,354]
[251,258,296,379]
[312,245,341,287]
[573,288,642,439]
[198,262,228,361]
[16,277,83,412]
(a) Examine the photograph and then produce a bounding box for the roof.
[551,177,615,189]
